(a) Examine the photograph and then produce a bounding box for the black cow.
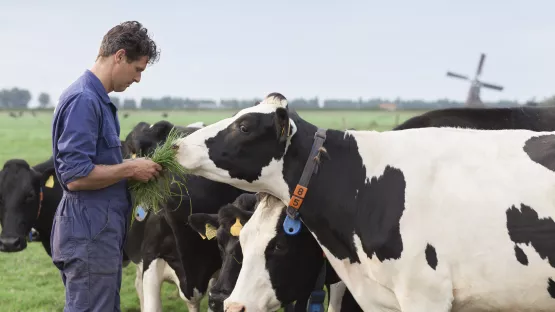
[393,105,555,131]
[189,193,362,312]
[0,157,60,253]
[0,119,151,255]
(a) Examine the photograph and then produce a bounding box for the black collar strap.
[285,128,328,221]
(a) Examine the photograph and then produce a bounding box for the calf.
[174,92,555,311]
[189,193,362,312]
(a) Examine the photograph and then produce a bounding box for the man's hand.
[129,158,163,183]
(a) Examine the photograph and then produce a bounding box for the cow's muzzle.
[0,235,27,252]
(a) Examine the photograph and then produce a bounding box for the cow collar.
[29,187,44,243]
[38,186,43,219]
[283,128,327,236]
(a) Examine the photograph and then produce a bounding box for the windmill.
[446,53,504,107]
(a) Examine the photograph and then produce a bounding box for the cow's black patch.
[281,117,406,264]
[548,278,555,299]
[264,211,327,305]
[206,112,288,183]
[523,135,555,173]
[425,244,438,270]
[514,245,528,266]
[506,203,555,268]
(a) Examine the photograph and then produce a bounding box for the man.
[50,21,162,311]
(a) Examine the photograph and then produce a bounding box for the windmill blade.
[476,53,485,77]
[480,82,504,91]
[446,71,469,80]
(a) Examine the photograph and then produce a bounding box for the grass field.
[0,109,423,312]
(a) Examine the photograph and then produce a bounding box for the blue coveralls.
[50,70,130,312]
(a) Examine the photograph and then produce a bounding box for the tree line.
[1,87,552,110]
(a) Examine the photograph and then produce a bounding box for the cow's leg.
[327,281,346,312]
[134,261,145,311]
[143,258,166,312]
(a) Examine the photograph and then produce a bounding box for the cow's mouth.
[0,234,27,252]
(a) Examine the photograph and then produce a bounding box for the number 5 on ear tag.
[283,215,301,236]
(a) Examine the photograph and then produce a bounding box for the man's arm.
[55,94,130,191]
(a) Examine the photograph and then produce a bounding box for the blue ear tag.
[135,205,147,222]
[28,231,33,242]
[283,215,301,236]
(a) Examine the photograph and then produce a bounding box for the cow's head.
[175,93,296,200]
[188,193,257,312]
[221,193,325,312]
[0,159,54,252]
[126,120,202,158]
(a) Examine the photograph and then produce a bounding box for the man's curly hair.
[97,21,160,65]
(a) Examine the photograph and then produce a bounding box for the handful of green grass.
[128,127,192,222]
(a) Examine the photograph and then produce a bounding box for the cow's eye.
[239,125,249,133]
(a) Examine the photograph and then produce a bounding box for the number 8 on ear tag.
[283,215,301,236]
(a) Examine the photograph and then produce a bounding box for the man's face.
[112,53,148,92]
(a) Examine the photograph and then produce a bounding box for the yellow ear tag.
[205,223,217,240]
[131,154,137,159]
[230,218,243,237]
[45,175,54,188]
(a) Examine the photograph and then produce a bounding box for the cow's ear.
[218,204,253,237]
[188,213,219,240]
[150,120,176,142]
[275,107,291,143]
[40,168,57,189]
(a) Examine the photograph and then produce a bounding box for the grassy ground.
[0,109,422,311]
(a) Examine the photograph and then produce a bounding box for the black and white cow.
[189,193,362,312]
[173,92,555,311]
[125,120,252,311]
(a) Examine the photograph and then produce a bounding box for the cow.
[0,156,60,254]
[0,119,151,255]
[173,92,555,311]
[189,193,363,312]
[393,105,555,131]
[124,120,250,311]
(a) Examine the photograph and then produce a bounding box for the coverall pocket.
[51,216,76,260]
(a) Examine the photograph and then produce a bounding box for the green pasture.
[0,109,422,311]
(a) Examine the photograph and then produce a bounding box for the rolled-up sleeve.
[55,93,99,185]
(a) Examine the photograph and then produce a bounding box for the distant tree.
[122,98,137,109]
[38,92,51,108]
[110,96,121,108]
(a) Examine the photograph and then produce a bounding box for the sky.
[1,0,554,107]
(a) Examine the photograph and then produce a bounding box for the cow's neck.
[283,120,383,263]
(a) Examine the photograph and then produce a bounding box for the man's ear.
[188,213,219,240]
[275,107,291,143]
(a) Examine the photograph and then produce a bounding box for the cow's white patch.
[327,282,346,312]
[223,194,282,312]
[141,258,203,312]
[186,121,205,128]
